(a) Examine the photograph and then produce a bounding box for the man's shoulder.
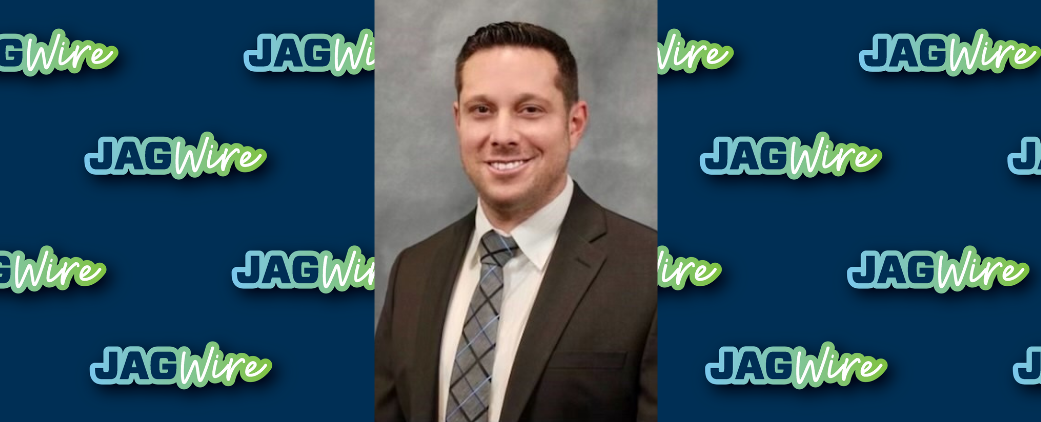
[600,207,657,246]
[592,205,657,272]
[572,186,656,253]
[395,211,474,265]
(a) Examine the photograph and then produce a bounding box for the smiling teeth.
[491,161,525,170]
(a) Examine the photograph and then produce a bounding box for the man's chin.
[481,193,524,210]
[478,187,532,212]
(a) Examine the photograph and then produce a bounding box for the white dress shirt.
[438,176,574,422]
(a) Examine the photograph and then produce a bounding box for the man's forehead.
[458,46,564,102]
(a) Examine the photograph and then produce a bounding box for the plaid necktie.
[446,230,519,422]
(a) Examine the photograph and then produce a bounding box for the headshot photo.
[375,2,657,421]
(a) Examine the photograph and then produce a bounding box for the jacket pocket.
[547,351,627,369]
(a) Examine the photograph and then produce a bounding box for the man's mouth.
[487,158,532,173]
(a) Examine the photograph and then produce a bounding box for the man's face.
[454,46,587,216]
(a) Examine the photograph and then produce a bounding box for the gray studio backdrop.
[374,0,658,328]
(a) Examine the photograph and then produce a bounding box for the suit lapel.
[412,210,476,421]
[500,186,608,422]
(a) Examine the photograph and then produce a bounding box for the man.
[375,22,657,422]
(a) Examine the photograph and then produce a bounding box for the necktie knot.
[479,230,519,268]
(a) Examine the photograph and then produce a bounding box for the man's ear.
[568,100,589,150]
[453,101,461,131]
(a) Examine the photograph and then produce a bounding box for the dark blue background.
[0,1,372,419]
[660,0,1041,419]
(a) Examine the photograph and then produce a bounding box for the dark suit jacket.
[375,184,657,422]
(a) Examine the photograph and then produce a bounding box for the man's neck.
[481,177,568,233]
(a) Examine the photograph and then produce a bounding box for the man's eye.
[520,106,542,114]
[473,105,491,114]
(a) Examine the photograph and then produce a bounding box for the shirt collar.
[471,175,574,271]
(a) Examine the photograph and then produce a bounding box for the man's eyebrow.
[516,93,549,104]
[461,95,492,107]
[461,93,552,107]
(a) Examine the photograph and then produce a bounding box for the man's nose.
[490,114,519,147]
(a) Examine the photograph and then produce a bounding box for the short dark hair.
[455,22,579,108]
